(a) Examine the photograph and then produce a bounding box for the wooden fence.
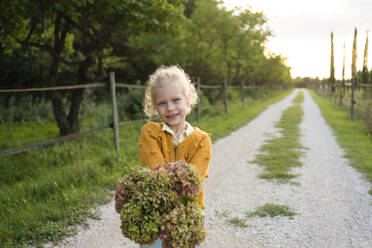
[0,72,279,158]
[313,80,372,120]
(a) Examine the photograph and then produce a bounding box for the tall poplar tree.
[342,42,346,81]
[362,31,369,84]
[352,28,358,80]
[330,32,335,92]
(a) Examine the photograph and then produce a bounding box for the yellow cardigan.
[139,121,212,209]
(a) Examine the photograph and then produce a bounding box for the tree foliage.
[352,27,358,79]
[1,0,291,135]
[1,0,185,135]
[362,31,369,84]
[330,32,335,83]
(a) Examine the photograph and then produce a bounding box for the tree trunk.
[47,51,72,136]
[46,13,74,136]
[67,52,96,134]
[68,89,84,134]
[50,91,70,135]
[46,13,99,136]
[48,57,71,135]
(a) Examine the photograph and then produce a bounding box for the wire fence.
[0,72,283,158]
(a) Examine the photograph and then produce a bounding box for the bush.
[0,95,54,124]
[117,87,145,121]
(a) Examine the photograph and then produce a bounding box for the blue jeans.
[139,238,202,248]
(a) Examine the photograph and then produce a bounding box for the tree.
[342,42,346,81]
[362,31,369,84]
[330,33,335,80]
[182,0,273,84]
[183,0,199,18]
[124,0,288,88]
[1,0,186,135]
[226,7,270,84]
[255,54,291,85]
[1,0,291,129]
[330,32,335,92]
[352,28,358,80]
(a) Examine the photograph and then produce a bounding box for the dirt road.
[47,89,371,248]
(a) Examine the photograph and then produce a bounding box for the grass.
[246,203,296,218]
[310,90,372,195]
[0,88,292,247]
[0,125,141,247]
[251,91,306,183]
[227,217,249,228]
[292,90,304,104]
[220,203,296,228]
[318,88,372,133]
[215,210,231,218]
[0,121,59,150]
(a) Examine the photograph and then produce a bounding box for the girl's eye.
[157,102,165,106]
[173,98,181,102]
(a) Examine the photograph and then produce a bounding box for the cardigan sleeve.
[139,123,167,170]
[189,134,212,182]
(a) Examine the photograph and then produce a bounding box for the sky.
[223,0,372,79]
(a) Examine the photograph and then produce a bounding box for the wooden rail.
[0,74,276,158]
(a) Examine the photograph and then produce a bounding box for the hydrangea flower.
[115,160,206,247]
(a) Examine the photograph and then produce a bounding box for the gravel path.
[46,89,372,248]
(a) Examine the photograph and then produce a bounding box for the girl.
[139,65,212,248]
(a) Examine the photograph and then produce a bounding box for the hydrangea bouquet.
[115,160,206,248]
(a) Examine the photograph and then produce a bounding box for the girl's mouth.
[166,113,179,120]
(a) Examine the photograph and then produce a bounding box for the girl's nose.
[167,102,175,111]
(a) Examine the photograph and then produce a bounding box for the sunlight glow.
[223,0,372,79]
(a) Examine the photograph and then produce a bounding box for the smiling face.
[153,82,189,131]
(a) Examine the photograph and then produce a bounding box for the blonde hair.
[143,65,198,118]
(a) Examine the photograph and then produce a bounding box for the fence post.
[241,80,245,106]
[351,78,355,119]
[333,83,337,104]
[223,79,228,114]
[196,77,201,122]
[109,72,120,153]
[327,84,330,97]
[339,80,343,107]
